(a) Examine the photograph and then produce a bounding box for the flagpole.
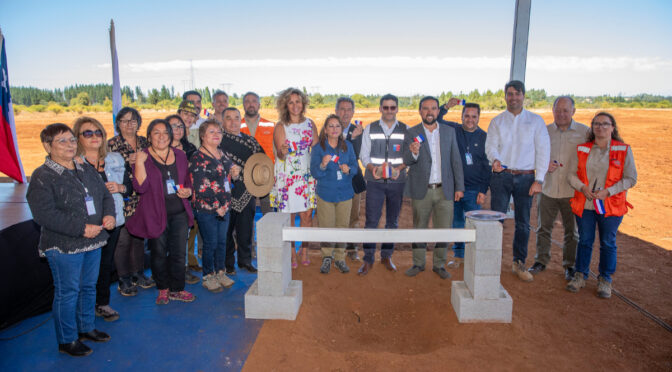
[0,27,28,183]
[109,20,122,134]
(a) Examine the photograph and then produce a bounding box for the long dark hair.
[319,114,347,152]
[587,111,623,143]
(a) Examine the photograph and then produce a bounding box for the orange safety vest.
[570,140,633,217]
[241,117,275,162]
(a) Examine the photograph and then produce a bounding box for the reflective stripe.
[370,133,386,140]
[390,133,405,140]
[370,157,386,164]
[388,158,403,165]
[241,123,248,128]
[611,145,626,151]
[577,146,591,153]
[259,122,275,127]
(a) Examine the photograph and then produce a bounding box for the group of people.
[26,80,637,357]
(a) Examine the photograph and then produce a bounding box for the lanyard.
[72,164,90,196]
[151,147,173,179]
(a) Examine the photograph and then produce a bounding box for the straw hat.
[243,153,274,197]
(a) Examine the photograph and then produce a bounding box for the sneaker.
[225,268,237,276]
[527,262,546,275]
[320,257,332,274]
[133,272,156,289]
[564,267,576,281]
[346,250,361,262]
[334,260,350,273]
[156,289,169,305]
[95,304,120,322]
[512,260,533,282]
[202,273,223,293]
[432,267,451,280]
[597,277,612,299]
[169,290,196,302]
[405,265,425,277]
[185,269,200,285]
[446,258,462,269]
[566,272,586,293]
[215,270,235,288]
[118,276,138,296]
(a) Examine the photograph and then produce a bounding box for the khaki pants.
[411,187,454,269]
[535,193,577,267]
[316,196,352,261]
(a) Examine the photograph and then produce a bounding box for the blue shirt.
[310,141,358,203]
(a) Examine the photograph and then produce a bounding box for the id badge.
[85,196,96,216]
[336,171,343,181]
[166,179,176,195]
[224,180,231,193]
[465,152,473,165]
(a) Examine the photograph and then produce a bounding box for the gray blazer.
[402,122,465,200]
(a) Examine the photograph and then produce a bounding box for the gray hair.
[553,95,575,108]
[212,90,228,101]
[335,96,355,111]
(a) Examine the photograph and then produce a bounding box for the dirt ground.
[11,108,672,370]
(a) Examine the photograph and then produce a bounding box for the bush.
[47,104,63,114]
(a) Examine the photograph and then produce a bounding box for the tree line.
[10,84,672,115]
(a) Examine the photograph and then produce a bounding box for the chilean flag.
[331,155,339,163]
[382,164,392,179]
[287,141,298,153]
[0,31,27,183]
[593,199,606,215]
[414,134,425,143]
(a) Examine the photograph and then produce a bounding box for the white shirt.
[485,109,551,183]
[360,119,400,167]
[423,124,442,184]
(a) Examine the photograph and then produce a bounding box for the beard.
[422,116,436,125]
[245,107,259,117]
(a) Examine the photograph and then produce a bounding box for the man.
[530,96,589,280]
[358,94,408,275]
[210,90,229,125]
[183,90,206,146]
[402,96,464,279]
[241,92,275,214]
[219,107,266,274]
[438,100,490,269]
[335,97,366,261]
[485,80,550,282]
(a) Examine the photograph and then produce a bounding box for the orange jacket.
[241,117,275,162]
[570,140,632,217]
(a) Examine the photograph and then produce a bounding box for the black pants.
[149,212,188,292]
[114,225,145,277]
[96,226,121,306]
[226,198,255,270]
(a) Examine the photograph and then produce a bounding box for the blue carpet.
[0,209,273,371]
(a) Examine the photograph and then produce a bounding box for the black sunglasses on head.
[80,129,103,138]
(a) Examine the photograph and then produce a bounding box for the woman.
[126,119,196,304]
[108,107,152,296]
[26,123,115,357]
[74,116,129,322]
[189,119,239,292]
[566,112,637,298]
[310,114,358,274]
[166,114,197,160]
[271,88,318,268]
[167,114,200,280]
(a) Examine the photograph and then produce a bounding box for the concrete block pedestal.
[451,217,513,323]
[244,213,303,320]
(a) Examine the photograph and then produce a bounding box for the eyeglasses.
[382,106,397,111]
[593,121,613,128]
[119,119,138,127]
[171,124,185,130]
[53,137,77,145]
[80,129,103,138]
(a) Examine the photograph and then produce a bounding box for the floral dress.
[271,119,316,213]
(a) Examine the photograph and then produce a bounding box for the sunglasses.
[382,105,397,111]
[80,130,104,138]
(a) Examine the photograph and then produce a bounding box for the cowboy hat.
[243,153,274,197]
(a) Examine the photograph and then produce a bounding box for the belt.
[503,169,535,175]
[428,183,442,189]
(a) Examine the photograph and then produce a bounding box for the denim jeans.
[149,212,189,291]
[452,189,481,258]
[575,210,623,283]
[490,172,535,263]
[196,210,230,276]
[363,181,405,264]
[45,248,101,344]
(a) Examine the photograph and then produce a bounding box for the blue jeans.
[575,210,623,283]
[363,181,405,264]
[196,211,230,276]
[490,172,535,263]
[452,189,481,258]
[44,248,101,344]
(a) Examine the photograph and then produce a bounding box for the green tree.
[70,91,90,106]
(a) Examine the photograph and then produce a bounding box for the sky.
[1,0,671,97]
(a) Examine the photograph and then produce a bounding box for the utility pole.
[509,0,532,83]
